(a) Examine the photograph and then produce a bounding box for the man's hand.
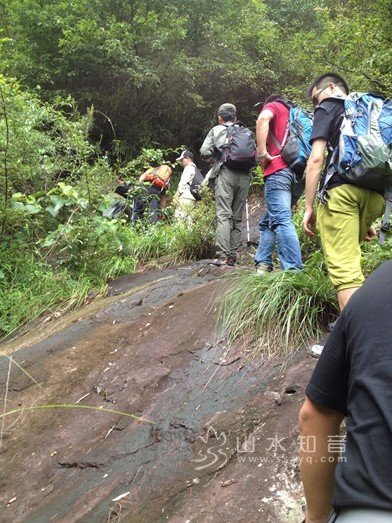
[364,226,377,241]
[260,153,280,168]
[303,208,317,237]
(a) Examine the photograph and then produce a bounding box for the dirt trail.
[0,196,318,522]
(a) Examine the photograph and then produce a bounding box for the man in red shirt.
[255,94,303,273]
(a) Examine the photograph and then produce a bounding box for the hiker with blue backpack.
[254,94,312,274]
[303,72,391,311]
[200,103,256,266]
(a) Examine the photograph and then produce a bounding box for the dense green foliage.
[0,76,215,337]
[1,0,390,156]
[0,0,391,340]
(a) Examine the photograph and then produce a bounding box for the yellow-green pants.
[317,184,384,291]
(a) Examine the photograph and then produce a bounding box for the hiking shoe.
[255,262,272,275]
[310,344,324,357]
[209,258,227,267]
[227,257,236,267]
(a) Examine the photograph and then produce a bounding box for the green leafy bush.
[0,182,215,337]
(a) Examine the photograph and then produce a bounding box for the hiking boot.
[255,262,272,275]
[227,257,236,267]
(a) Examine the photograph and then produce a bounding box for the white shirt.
[176,163,196,202]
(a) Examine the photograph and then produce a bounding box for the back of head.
[218,102,237,122]
[308,72,349,96]
[264,93,287,105]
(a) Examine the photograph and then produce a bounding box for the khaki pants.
[214,168,251,259]
[317,184,384,291]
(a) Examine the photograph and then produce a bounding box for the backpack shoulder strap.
[268,100,292,149]
[379,189,392,244]
[269,117,290,150]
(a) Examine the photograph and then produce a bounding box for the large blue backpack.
[270,101,314,177]
[327,93,392,190]
[323,93,392,242]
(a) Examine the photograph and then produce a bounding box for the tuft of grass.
[217,252,338,358]
[0,250,91,337]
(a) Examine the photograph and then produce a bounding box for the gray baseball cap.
[218,103,236,116]
[176,150,194,161]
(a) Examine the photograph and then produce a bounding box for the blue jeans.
[255,168,303,270]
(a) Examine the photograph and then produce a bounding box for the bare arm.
[303,139,327,237]
[299,397,344,523]
[256,109,279,165]
[139,171,148,183]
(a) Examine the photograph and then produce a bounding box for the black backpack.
[222,123,257,171]
[189,166,204,201]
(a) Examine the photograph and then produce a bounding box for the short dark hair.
[264,93,286,105]
[308,72,349,97]
[219,111,235,123]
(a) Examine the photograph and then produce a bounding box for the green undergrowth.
[218,251,338,358]
[0,248,91,336]
[0,77,216,339]
[219,194,392,359]
[0,194,215,338]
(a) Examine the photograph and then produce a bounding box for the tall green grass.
[0,250,91,336]
[0,194,216,338]
[218,194,392,358]
[218,252,338,358]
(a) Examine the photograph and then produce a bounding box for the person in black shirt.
[302,72,384,311]
[299,260,392,523]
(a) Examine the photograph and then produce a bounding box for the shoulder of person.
[157,164,172,176]
[212,124,230,137]
[317,97,345,113]
[213,123,229,131]
[263,100,287,115]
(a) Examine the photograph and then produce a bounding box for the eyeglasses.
[312,85,329,107]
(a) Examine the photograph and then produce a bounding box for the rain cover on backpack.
[333,93,392,191]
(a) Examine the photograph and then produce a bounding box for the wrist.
[258,151,268,160]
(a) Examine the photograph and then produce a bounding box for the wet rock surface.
[0,202,318,523]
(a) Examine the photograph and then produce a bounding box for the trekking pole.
[245,199,251,245]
